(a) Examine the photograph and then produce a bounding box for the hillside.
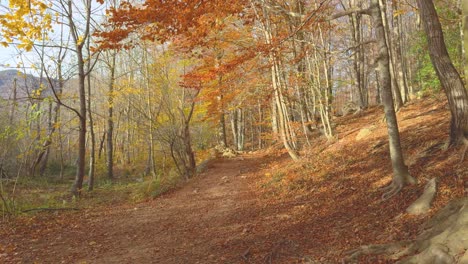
[0,95,466,263]
[0,70,57,100]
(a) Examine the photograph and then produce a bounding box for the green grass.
[0,169,183,217]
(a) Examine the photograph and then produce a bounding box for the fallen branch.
[22,207,80,213]
[241,247,251,261]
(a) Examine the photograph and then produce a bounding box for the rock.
[356,125,376,141]
[459,250,468,264]
[407,178,437,215]
[221,148,237,158]
[342,101,360,116]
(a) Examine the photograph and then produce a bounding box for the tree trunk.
[379,0,404,110]
[71,51,87,197]
[106,52,117,180]
[87,67,96,191]
[372,0,416,199]
[463,0,468,81]
[87,38,96,191]
[217,78,228,149]
[391,0,409,103]
[69,0,91,197]
[417,0,468,146]
[348,0,367,108]
[231,110,238,149]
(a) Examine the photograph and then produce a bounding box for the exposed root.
[342,241,410,263]
[343,198,468,264]
[381,181,403,200]
[460,138,467,163]
[406,178,437,215]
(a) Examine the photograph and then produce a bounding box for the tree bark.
[106,52,117,180]
[463,0,468,81]
[87,63,96,191]
[379,0,404,110]
[391,0,409,103]
[417,0,468,146]
[217,76,228,148]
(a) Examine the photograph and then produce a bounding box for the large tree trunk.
[372,0,416,199]
[417,0,468,146]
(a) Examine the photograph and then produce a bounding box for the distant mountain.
[0,70,56,101]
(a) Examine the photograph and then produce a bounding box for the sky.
[0,45,29,71]
[0,0,108,75]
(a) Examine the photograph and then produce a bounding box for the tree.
[371,0,416,198]
[417,0,468,146]
[62,0,94,197]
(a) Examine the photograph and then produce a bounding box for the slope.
[0,95,466,263]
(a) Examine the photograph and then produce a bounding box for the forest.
[0,0,467,263]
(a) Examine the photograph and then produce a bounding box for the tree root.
[343,198,468,264]
[342,241,411,263]
[381,181,403,200]
[460,137,467,163]
[264,240,286,264]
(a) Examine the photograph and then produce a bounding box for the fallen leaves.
[0,97,464,263]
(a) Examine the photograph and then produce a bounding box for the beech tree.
[371,0,416,198]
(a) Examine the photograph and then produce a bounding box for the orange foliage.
[95,0,248,50]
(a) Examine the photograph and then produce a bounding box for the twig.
[241,247,251,261]
[22,207,79,213]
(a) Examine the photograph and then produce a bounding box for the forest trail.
[2,97,466,263]
[2,154,286,264]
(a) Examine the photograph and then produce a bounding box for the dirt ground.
[2,154,311,264]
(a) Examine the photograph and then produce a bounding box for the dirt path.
[4,154,286,264]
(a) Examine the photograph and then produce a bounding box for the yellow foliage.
[0,0,52,50]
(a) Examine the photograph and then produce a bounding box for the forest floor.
[1,95,466,263]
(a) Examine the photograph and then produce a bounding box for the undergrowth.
[0,169,183,219]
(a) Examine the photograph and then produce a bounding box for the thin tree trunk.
[142,49,157,178]
[392,0,409,103]
[379,0,404,110]
[87,64,96,191]
[106,52,117,180]
[372,0,416,199]
[463,0,468,81]
[217,75,228,148]
[231,110,238,149]
[69,0,91,197]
